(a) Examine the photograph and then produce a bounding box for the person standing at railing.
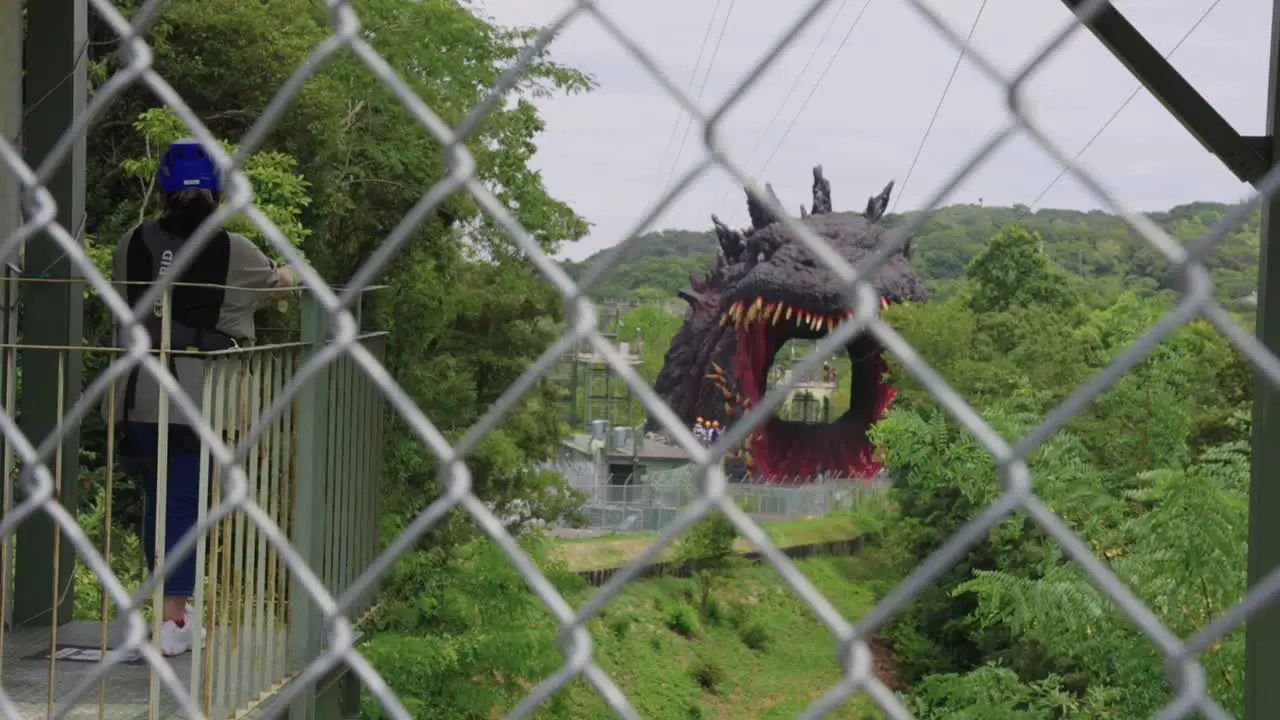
[103,138,300,657]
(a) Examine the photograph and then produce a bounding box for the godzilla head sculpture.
[647,166,927,482]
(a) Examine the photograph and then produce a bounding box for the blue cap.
[157,138,220,194]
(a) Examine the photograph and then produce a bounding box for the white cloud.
[475,0,1268,260]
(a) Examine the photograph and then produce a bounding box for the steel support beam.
[1247,3,1280,717]
[1061,0,1272,184]
[14,0,87,628]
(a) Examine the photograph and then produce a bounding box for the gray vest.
[117,221,244,454]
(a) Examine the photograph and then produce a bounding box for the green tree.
[964,224,1076,314]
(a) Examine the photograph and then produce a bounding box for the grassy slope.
[551,515,862,571]
[561,556,891,719]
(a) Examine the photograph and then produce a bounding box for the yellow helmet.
[696,417,704,423]
[712,420,720,427]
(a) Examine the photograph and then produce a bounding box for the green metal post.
[0,0,22,632]
[290,295,331,720]
[13,0,86,628]
[1247,4,1280,715]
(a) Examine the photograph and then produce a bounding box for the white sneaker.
[158,605,204,657]
[159,616,192,657]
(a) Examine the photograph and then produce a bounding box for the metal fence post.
[290,294,331,720]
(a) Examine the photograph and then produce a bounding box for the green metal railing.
[0,278,387,720]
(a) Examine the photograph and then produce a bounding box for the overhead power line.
[893,0,990,213]
[717,0,875,207]
[660,0,739,196]
[653,0,726,193]
[1028,0,1225,209]
[737,0,856,173]
[754,0,875,179]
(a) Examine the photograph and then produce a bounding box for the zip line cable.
[1028,0,1224,209]
[653,0,726,193]
[892,0,989,213]
[717,0,875,207]
[660,0,739,196]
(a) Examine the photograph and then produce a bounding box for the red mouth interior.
[728,300,895,482]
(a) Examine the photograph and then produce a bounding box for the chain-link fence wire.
[3,0,1280,717]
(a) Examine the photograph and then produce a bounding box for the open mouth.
[710,295,895,482]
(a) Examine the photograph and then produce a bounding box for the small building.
[558,421,691,485]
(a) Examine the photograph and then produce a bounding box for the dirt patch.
[546,527,615,540]
[553,537,670,570]
[551,535,824,571]
[868,633,902,692]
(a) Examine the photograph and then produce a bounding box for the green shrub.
[705,596,726,626]
[727,601,753,630]
[609,614,632,639]
[666,603,700,638]
[690,660,724,692]
[740,623,770,652]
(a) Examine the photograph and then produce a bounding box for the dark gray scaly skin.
[646,166,929,481]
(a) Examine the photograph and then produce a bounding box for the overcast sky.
[474,0,1269,261]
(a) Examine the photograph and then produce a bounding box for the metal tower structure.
[554,303,642,432]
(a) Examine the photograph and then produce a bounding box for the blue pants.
[124,422,202,597]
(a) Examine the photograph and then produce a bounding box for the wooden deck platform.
[2,620,289,719]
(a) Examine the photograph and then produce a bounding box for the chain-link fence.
[2,0,1280,718]
[550,459,888,532]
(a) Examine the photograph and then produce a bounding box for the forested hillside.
[565,202,1260,313]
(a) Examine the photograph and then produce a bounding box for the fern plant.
[951,441,1248,717]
